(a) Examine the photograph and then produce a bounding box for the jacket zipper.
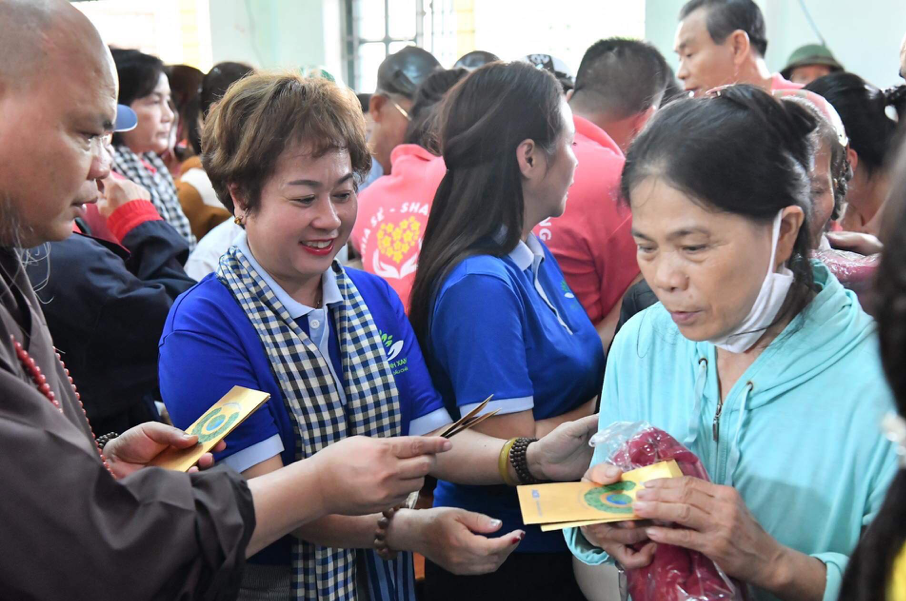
[712,398,724,442]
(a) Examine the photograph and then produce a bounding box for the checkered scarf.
[217,246,406,601]
[111,144,196,249]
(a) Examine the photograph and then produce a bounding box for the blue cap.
[115,104,138,132]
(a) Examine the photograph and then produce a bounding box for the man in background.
[675,0,801,96]
[780,44,843,85]
[538,39,668,348]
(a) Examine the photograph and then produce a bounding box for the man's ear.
[729,29,751,64]
[632,105,658,137]
[369,94,387,124]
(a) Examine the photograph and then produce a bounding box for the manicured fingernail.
[490,519,502,528]
[605,465,620,478]
[633,501,651,513]
[635,489,650,500]
[441,440,452,451]
[512,531,525,544]
[645,528,660,540]
[643,480,657,488]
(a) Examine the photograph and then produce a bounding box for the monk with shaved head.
[0,0,117,246]
[0,2,452,597]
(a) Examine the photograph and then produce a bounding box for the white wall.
[645,0,906,88]
[761,0,905,89]
[472,0,646,72]
[208,0,344,82]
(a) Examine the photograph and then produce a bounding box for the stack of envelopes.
[516,460,683,532]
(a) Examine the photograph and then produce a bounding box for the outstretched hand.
[529,414,599,481]
[104,421,226,478]
[404,507,523,575]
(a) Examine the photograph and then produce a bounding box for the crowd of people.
[2,0,906,599]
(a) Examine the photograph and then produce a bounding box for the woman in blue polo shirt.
[409,62,604,600]
[159,72,600,601]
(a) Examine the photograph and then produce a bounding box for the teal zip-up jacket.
[566,263,897,601]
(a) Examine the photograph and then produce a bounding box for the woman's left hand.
[104,422,226,479]
[402,507,523,575]
[633,477,784,589]
[528,414,598,481]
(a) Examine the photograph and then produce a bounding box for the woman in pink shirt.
[351,68,469,311]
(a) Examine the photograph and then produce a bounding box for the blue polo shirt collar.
[236,231,343,319]
[506,233,571,334]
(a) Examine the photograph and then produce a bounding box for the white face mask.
[708,210,794,353]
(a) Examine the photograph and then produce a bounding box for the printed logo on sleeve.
[379,330,408,375]
[560,279,576,299]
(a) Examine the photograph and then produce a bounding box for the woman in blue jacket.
[566,85,898,601]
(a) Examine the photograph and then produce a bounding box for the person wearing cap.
[781,44,843,86]
[362,46,441,191]
[675,0,801,97]
[351,68,469,311]
[521,53,576,93]
[25,104,197,434]
[453,50,499,71]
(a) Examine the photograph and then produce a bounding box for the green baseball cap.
[781,44,843,79]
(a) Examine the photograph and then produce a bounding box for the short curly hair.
[201,71,371,215]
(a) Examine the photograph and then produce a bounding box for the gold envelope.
[517,460,683,528]
[150,386,270,472]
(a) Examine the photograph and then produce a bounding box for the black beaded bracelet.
[508,437,540,484]
[95,432,119,449]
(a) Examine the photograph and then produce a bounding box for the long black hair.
[408,61,564,348]
[189,61,254,156]
[838,133,906,601]
[403,67,469,155]
[806,73,906,177]
[621,84,818,325]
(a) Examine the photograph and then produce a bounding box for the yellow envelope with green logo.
[517,460,683,531]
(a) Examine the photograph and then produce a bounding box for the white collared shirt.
[507,234,573,334]
[222,233,348,473]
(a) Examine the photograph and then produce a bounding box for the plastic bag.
[588,422,747,601]
[813,249,878,305]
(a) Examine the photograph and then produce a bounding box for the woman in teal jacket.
[566,85,897,601]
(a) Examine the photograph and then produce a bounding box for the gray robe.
[0,247,255,600]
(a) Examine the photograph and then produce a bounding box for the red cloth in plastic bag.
[814,248,878,308]
[592,423,747,601]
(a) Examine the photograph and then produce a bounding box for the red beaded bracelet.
[373,507,399,560]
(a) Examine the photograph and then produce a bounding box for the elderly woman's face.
[121,72,174,155]
[630,177,781,342]
[243,143,357,284]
